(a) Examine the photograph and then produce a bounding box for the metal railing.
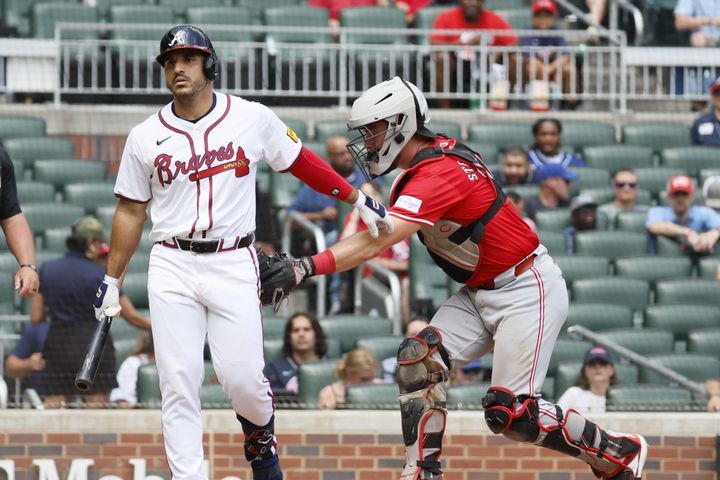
[353,259,403,334]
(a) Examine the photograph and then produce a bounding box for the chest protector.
[390,142,506,284]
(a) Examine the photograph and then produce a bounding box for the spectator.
[507,191,538,231]
[706,379,720,411]
[3,321,50,396]
[308,0,390,30]
[381,317,430,382]
[703,176,720,215]
[430,0,518,109]
[524,163,576,221]
[598,169,645,225]
[674,0,720,47]
[691,76,720,147]
[318,347,382,409]
[557,346,617,414]
[492,147,535,186]
[396,0,433,25]
[521,0,579,110]
[109,334,155,408]
[646,175,720,255]
[264,312,328,395]
[565,194,598,254]
[449,359,486,385]
[528,118,585,168]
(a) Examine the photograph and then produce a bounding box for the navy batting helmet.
[157,25,218,81]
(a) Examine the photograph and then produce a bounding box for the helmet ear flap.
[204,53,218,81]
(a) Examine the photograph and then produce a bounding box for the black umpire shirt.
[0,147,22,221]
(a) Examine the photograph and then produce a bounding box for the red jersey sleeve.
[487,11,518,46]
[389,167,464,226]
[430,9,460,44]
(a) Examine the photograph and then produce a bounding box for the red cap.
[711,76,720,94]
[99,242,110,256]
[667,175,694,196]
[533,0,558,15]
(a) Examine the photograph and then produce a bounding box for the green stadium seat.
[319,315,393,353]
[186,7,255,60]
[555,361,639,400]
[0,253,22,274]
[297,359,337,407]
[660,147,720,176]
[11,159,27,181]
[0,116,45,141]
[32,3,98,44]
[486,0,527,8]
[640,353,720,384]
[345,383,398,409]
[583,145,654,172]
[607,384,693,411]
[563,303,634,337]
[200,383,231,409]
[121,273,148,310]
[94,0,147,21]
[599,328,675,355]
[314,121,350,144]
[645,304,720,341]
[554,256,609,284]
[536,230,566,256]
[43,227,71,252]
[127,252,150,273]
[356,335,403,362]
[506,184,539,199]
[622,123,692,150]
[109,6,174,56]
[3,0,68,37]
[447,383,490,410]
[633,167,685,198]
[64,183,116,214]
[281,119,308,142]
[156,0,225,19]
[548,339,592,374]
[494,8,532,29]
[655,279,720,306]
[414,6,451,45]
[111,318,145,343]
[264,338,284,363]
[614,211,650,232]
[535,209,571,230]
[572,277,650,312]
[96,205,115,229]
[34,160,107,190]
[340,6,407,45]
[269,172,301,208]
[113,337,138,372]
[203,361,217,384]
[561,122,617,149]
[468,123,533,149]
[466,143,500,164]
[699,169,720,186]
[22,203,85,236]
[574,231,648,261]
[16,181,55,205]
[262,316,287,339]
[614,256,692,283]
[237,0,301,25]
[3,137,75,163]
[569,167,611,193]
[698,257,720,278]
[137,363,161,408]
[0,272,16,306]
[430,121,462,140]
[264,6,332,60]
[687,328,720,356]
[410,236,449,308]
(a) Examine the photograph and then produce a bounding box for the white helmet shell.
[347,77,430,178]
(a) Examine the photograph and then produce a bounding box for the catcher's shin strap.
[158,233,255,254]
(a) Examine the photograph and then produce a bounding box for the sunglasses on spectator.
[614,182,637,189]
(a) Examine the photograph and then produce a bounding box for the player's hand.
[293,256,316,284]
[93,275,121,321]
[354,190,394,238]
[15,265,39,297]
[27,352,46,372]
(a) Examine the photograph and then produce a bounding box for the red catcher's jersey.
[388,138,539,287]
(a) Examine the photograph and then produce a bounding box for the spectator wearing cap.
[450,359,486,385]
[524,163,577,221]
[565,194,598,254]
[557,346,617,414]
[528,119,585,168]
[691,77,720,147]
[598,169,646,226]
[674,0,720,47]
[492,147,536,187]
[646,175,720,255]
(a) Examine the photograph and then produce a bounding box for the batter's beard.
[168,76,210,101]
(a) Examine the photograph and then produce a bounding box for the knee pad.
[396,326,451,395]
[237,414,277,463]
[482,387,541,443]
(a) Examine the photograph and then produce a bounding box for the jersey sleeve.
[0,149,22,221]
[257,104,303,172]
[389,170,463,226]
[674,0,694,15]
[114,129,152,203]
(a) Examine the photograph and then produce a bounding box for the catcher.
[259,77,647,480]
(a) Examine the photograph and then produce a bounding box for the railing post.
[53,24,62,106]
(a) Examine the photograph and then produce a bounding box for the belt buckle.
[188,240,200,253]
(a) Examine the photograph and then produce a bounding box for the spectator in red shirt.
[396,0,433,25]
[430,0,518,108]
[308,0,389,29]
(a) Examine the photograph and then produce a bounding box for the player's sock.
[251,454,283,480]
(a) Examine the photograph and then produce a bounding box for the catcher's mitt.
[257,251,302,312]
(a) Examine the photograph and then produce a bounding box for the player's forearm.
[675,14,710,31]
[1,213,36,265]
[119,295,152,331]
[647,221,690,238]
[327,231,389,273]
[106,200,147,279]
[4,356,32,379]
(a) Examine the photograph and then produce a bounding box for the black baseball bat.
[74,314,113,391]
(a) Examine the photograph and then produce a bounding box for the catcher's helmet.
[156,25,218,81]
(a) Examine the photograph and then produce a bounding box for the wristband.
[103,274,119,286]
[19,264,37,272]
[311,250,337,275]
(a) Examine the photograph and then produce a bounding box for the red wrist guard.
[311,250,336,275]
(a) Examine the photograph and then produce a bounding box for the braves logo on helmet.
[168,30,188,47]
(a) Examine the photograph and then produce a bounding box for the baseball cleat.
[604,434,648,480]
[400,465,445,480]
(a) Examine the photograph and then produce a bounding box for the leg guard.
[482,387,648,480]
[396,327,451,480]
[237,414,283,480]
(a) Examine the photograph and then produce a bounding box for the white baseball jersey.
[115,92,302,241]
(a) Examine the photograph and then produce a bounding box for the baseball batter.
[291,77,648,480]
[92,26,391,480]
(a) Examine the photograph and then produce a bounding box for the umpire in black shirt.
[0,147,39,296]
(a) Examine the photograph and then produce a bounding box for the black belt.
[159,233,254,254]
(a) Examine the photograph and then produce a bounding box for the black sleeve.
[0,148,21,221]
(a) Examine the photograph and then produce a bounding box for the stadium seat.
[555,361,639,401]
[199,383,231,409]
[96,205,115,229]
[356,335,403,363]
[554,256,610,284]
[548,339,593,374]
[269,171,301,208]
[607,384,693,411]
[506,184,539,199]
[262,316,287,339]
[572,278,650,312]
[698,257,720,278]
[569,167,611,193]
[574,231,648,261]
[660,147,720,176]
[43,228,71,252]
[264,338,283,363]
[32,3,98,42]
[410,236,449,308]
[314,122,351,143]
[64,183,116,214]
[111,318,145,343]
[0,116,45,141]
[113,337,137,372]
[645,304,720,341]
[654,279,720,306]
[109,6,174,56]
[264,6,332,60]
[237,0,301,25]
[137,363,161,408]
[468,123,533,149]
[535,209,571,230]
[486,0,527,8]
[614,211,650,232]
[494,8,532,29]
[622,123,692,150]
[297,359,337,407]
[345,384,398,409]
[340,6,407,45]
[127,252,150,273]
[414,6,451,45]
[10,159,27,181]
[633,167,685,198]
[281,119,308,142]
[3,0,63,37]
[3,137,75,163]
[22,203,85,235]
[447,383,490,410]
[561,121,617,149]
[536,230,567,256]
[16,181,55,205]
[563,303,634,337]
[687,328,720,356]
[582,145,654,172]
[699,168,720,186]
[319,315,393,353]
[466,143,500,164]
[34,160,107,190]
[121,273,148,309]
[431,121,462,140]
[640,353,720,384]
[186,6,255,60]
[156,0,225,19]
[614,256,692,283]
[599,328,675,355]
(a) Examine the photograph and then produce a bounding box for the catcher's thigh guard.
[397,327,451,480]
[483,387,646,479]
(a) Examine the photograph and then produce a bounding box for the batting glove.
[93,275,121,321]
[354,190,394,238]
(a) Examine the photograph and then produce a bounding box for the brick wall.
[0,411,717,480]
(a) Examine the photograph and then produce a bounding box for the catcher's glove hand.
[257,251,315,312]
